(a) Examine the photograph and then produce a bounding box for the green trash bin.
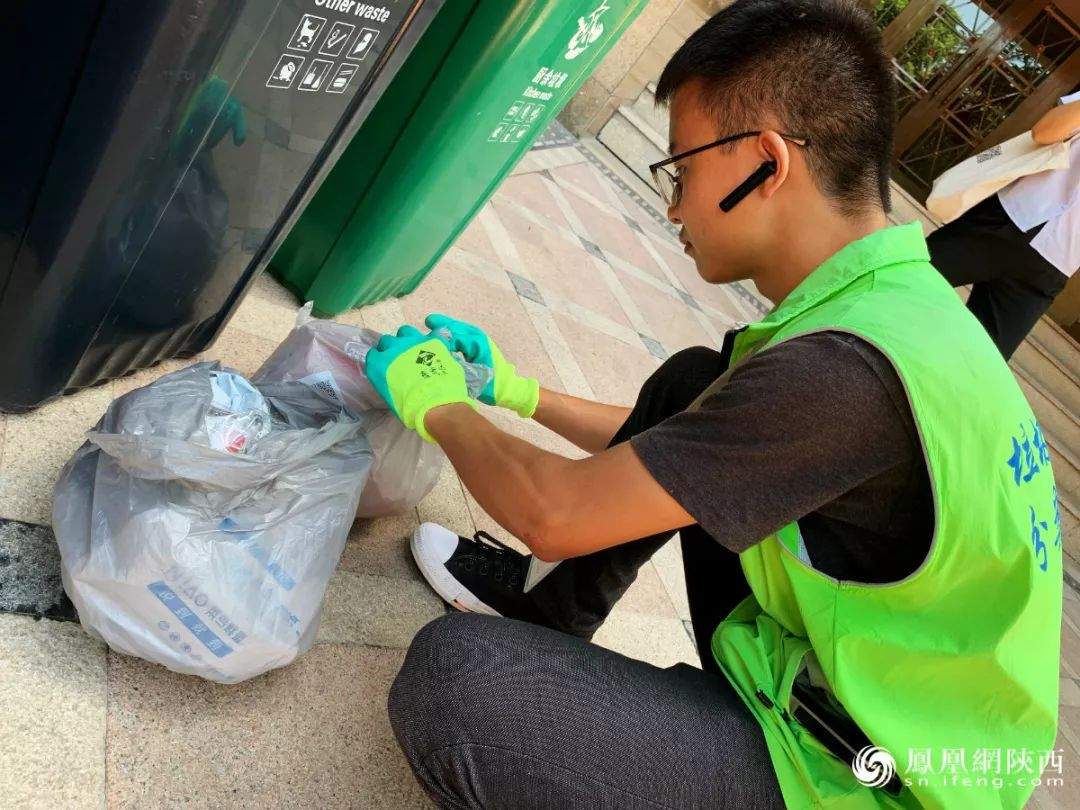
[269,0,649,316]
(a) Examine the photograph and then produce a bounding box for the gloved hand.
[425,313,540,418]
[364,325,477,443]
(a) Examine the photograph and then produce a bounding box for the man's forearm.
[424,402,567,560]
[1032,100,1080,144]
[531,387,631,454]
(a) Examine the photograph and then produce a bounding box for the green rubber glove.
[364,325,477,443]
[425,313,540,418]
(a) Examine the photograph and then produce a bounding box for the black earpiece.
[719,160,777,212]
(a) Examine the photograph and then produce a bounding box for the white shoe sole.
[410,525,502,616]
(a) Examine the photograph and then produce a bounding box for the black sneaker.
[410,522,551,621]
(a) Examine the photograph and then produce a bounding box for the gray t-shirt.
[630,332,934,584]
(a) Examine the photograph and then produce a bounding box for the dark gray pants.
[388,348,784,809]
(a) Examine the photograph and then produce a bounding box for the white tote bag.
[925,132,1075,223]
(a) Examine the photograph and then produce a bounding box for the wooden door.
[875,0,1079,198]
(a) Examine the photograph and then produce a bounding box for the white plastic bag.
[926,132,1075,223]
[53,362,374,683]
[253,304,489,517]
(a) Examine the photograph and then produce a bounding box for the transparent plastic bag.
[53,362,373,683]
[253,303,491,517]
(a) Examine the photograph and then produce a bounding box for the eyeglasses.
[649,131,811,207]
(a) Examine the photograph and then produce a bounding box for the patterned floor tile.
[617,266,719,355]
[512,232,634,331]
[339,512,421,582]
[0,384,114,525]
[591,611,700,669]
[1,614,107,810]
[563,193,669,283]
[495,173,573,232]
[105,643,428,809]
[451,216,505,269]
[550,311,661,408]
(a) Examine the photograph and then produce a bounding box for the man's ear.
[756,131,792,198]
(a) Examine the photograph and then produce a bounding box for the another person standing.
[927,90,1080,358]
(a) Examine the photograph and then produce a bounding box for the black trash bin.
[0,0,442,412]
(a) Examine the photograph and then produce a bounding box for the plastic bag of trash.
[253,303,491,517]
[53,362,374,683]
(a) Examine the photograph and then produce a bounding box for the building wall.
[557,0,727,137]
[558,0,878,138]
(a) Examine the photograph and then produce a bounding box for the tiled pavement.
[0,125,1077,808]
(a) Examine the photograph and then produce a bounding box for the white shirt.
[998,90,1080,277]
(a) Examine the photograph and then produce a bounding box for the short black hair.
[655,0,896,215]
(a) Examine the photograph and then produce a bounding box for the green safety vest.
[707,223,1062,809]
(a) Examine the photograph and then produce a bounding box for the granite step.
[1012,336,1080,419]
[1029,316,1080,382]
[596,105,667,189]
[630,82,670,143]
[1014,371,1080,499]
